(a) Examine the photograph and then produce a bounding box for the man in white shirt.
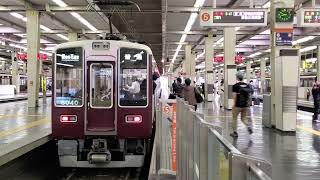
[126,78,140,94]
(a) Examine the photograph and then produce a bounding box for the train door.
[86,61,115,132]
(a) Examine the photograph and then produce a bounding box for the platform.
[198,101,320,180]
[0,92,52,103]
[0,99,51,166]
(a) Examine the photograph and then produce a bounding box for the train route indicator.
[200,8,268,27]
[298,8,320,27]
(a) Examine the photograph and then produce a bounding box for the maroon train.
[52,40,153,167]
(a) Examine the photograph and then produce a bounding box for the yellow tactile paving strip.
[0,118,49,139]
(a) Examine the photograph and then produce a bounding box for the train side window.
[119,48,148,107]
[90,63,113,108]
[55,47,83,107]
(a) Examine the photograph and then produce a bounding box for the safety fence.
[151,97,272,180]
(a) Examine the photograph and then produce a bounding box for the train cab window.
[55,47,83,107]
[119,48,148,107]
[90,63,113,108]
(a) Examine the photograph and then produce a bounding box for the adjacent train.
[52,40,153,167]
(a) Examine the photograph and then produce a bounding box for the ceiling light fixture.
[52,0,98,32]
[248,52,262,58]
[300,46,317,53]
[170,0,206,68]
[292,36,315,45]
[57,34,69,41]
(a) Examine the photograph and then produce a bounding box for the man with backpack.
[230,72,254,138]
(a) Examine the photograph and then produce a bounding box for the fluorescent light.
[300,46,317,53]
[292,36,315,45]
[196,50,205,60]
[185,13,198,32]
[248,52,262,58]
[194,0,206,8]
[70,12,97,31]
[263,1,270,8]
[305,58,317,63]
[52,0,67,7]
[264,49,271,53]
[170,0,206,64]
[10,12,24,19]
[40,25,52,32]
[235,27,241,31]
[57,34,69,41]
[52,0,98,32]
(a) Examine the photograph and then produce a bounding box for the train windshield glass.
[119,48,148,107]
[55,47,83,107]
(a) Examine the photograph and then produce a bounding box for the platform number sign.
[201,12,210,22]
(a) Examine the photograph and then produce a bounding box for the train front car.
[52,40,153,168]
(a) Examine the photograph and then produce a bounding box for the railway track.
[63,168,141,180]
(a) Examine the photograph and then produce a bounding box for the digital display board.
[275,8,294,22]
[298,9,320,27]
[200,9,268,27]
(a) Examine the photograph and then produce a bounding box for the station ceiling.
[0,0,318,73]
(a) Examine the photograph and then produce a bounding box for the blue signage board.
[275,32,293,46]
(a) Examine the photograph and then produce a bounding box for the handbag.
[194,87,204,103]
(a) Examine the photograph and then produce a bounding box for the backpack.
[237,84,253,107]
[194,87,204,103]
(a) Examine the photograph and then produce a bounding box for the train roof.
[53,40,153,55]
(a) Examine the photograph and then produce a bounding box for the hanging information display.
[200,9,268,27]
[298,8,320,27]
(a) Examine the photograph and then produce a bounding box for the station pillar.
[223,27,237,110]
[184,44,192,78]
[39,60,47,104]
[246,61,251,83]
[191,50,196,82]
[11,52,20,94]
[270,0,298,131]
[23,61,27,75]
[317,46,320,81]
[26,10,40,108]
[205,33,214,101]
[68,32,78,41]
[260,58,266,94]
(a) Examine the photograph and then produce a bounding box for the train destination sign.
[298,8,320,27]
[200,9,268,27]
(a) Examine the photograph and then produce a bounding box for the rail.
[152,97,272,180]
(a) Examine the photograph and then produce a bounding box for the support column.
[39,60,46,104]
[185,44,192,77]
[224,27,237,110]
[26,10,40,108]
[205,33,214,101]
[23,61,27,75]
[246,61,251,83]
[270,0,297,131]
[317,46,320,81]
[11,52,20,94]
[260,58,266,94]
[190,50,196,83]
[68,32,78,41]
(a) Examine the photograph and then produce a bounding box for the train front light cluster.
[60,115,77,123]
[125,115,142,123]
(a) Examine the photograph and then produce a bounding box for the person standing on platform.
[172,80,177,94]
[230,72,254,138]
[312,77,320,121]
[182,78,198,111]
[175,77,184,98]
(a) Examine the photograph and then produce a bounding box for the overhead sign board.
[298,8,320,27]
[200,9,268,27]
[275,32,293,46]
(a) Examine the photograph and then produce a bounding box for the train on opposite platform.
[52,40,153,167]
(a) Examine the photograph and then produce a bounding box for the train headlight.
[125,115,142,123]
[60,115,77,123]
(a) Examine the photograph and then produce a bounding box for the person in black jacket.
[312,77,320,121]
